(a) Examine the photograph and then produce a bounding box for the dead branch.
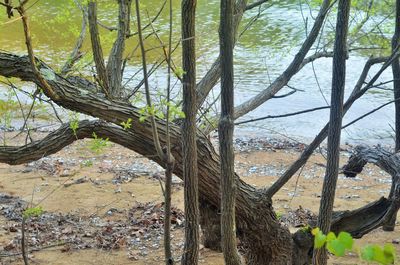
[336,145,400,236]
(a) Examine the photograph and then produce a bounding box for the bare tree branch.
[233,0,332,119]
[235,106,330,125]
[265,52,399,197]
[245,0,269,11]
[88,1,110,96]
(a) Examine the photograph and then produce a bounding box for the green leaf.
[361,245,394,265]
[327,239,346,257]
[139,116,146,123]
[120,118,132,130]
[311,227,320,235]
[361,245,375,261]
[326,232,336,242]
[337,231,353,250]
[372,245,388,265]
[382,244,395,265]
[23,206,43,219]
[314,230,327,249]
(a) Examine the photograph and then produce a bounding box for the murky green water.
[0,1,396,144]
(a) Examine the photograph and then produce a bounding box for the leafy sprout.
[312,228,395,264]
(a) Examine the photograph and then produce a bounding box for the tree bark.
[343,145,400,233]
[219,0,242,263]
[199,198,222,251]
[313,1,351,264]
[181,0,200,264]
[1,52,399,265]
[0,50,297,261]
[106,0,131,98]
[388,0,400,232]
[393,0,400,152]
[87,2,109,95]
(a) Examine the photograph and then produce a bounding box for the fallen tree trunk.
[343,145,400,231]
[0,52,297,264]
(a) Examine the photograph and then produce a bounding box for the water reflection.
[0,0,396,144]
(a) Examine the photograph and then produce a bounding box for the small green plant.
[138,100,185,123]
[312,227,396,264]
[139,105,164,123]
[361,244,396,265]
[160,99,186,120]
[80,159,93,167]
[120,118,132,130]
[275,211,283,220]
[69,112,79,136]
[88,132,110,154]
[23,206,44,219]
[300,225,311,233]
[0,90,19,145]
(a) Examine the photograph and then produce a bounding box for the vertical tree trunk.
[385,0,400,231]
[164,0,175,263]
[106,0,130,98]
[219,0,242,264]
[393,0,400,153]
[313,0,351,264]
[181,0,199,264]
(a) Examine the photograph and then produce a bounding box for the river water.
[0,0,396,145]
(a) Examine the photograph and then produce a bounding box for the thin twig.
[235,106,330,125]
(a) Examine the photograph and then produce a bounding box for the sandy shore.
[0,132,399,264]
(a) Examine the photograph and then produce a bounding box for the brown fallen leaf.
[3,241,16,251]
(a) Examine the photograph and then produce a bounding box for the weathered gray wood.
[341,145,400,235]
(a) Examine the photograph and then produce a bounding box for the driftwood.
[293,145,400,240]
[333,145,400,234]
